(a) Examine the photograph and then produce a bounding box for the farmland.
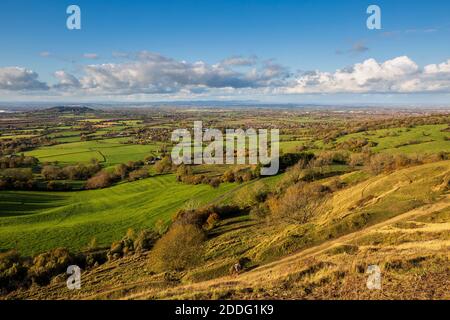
[25,138,161,167]
[0,174,238,256]
[0,105,449,300]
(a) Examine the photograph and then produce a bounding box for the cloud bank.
[1,53,450,97]
[0,67,49,91]
[287,56,450,94]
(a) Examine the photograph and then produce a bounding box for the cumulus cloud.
[286,56,450,94]
[424,59,450,74]
[70,51,290,95]
[53,70,81,89]
[0,67,49,91]
[3,54,450,97]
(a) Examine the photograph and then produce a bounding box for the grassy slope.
[0,175,237,255]
[9,161,449,299]
[337,124,450,154]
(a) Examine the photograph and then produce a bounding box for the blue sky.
[0,0,450,104]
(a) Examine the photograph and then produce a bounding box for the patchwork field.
[1,107,449,300]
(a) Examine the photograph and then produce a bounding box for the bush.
[85,170,114,189]
[41,165,63,180]
[349,152,370,167]
[176,164,192,182]
[106,228,159,261]
[0,168,35,190]
[208,177,221,188]
[134,229,159,253]
[115,163,129,180]
[204,213,220,230]
[269,182,329,223]
[222,169,235,183]
[128,167,150,181]
[249,202,270,219]
[28,248,74,286]
[155,156,172,174]
[0,250,28,293]
[151,224,206,271]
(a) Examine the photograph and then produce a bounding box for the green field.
[337,124,450,154]
[0,175,238,255]
[25,138,161,166]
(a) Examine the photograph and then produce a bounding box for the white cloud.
[3,55,450,98]
[72,51,289,95]
[424,59,450,74]
[286,56,450,94]
[0,67,48,91]
[53,70,81,89]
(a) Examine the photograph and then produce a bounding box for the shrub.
[222,169,235,183]
[204,213,220,230]
[128,167,150,181]
[28,248,74,286]
[151,224,206,271]
[134,230,159,253]
[154,156,172,174]
[0,250,28,293]
[41,165,63,180]
[269,182,329,223]
[367,153,395,174]
[209,177,221,188]
[85,170,114,189]
[115,163,129,180]
[249,202,270,219]
[349,152,370,167]
[175,164,192,182]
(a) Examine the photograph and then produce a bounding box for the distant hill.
[44,106,96,113]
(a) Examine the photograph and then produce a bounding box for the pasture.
[0,174,237,255]
[337,124,450,154]
[25,138,161,166]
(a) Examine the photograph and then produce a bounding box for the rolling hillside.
[8,160,449,300]
[0,175,237,255]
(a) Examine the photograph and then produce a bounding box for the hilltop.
[44,106,96,114]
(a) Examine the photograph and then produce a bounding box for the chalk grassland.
[10,160,449,300]
[0,175,237,256]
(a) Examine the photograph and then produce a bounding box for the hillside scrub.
[233,181,269,208]
[150,224,206,271]
[107,228,159,260]
[41,161,101,181]
[268,182,330,223]
[154,155,172,174]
